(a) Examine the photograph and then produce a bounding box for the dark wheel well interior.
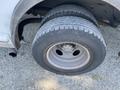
[17,0,120,48]
[27,0,120,23]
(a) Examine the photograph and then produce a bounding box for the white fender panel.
[0,0,20,48]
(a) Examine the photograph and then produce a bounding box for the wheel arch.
[11,0,120,49]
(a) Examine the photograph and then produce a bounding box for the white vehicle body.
[0,0,120,49]
[0,0,20,48]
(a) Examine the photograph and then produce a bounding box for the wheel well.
[11,0,120,49]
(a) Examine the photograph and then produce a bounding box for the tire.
[40,4,98,27]
[32,16,106,75]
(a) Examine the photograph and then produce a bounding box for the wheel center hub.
[62,44,74,52]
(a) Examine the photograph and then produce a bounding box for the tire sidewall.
[32,29,106,75]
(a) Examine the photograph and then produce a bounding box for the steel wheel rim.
[46,42,91,70]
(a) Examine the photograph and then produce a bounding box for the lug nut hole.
[56,50,63,56]
[73,50,80,56]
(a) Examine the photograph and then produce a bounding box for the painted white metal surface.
[0,0,20,48]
